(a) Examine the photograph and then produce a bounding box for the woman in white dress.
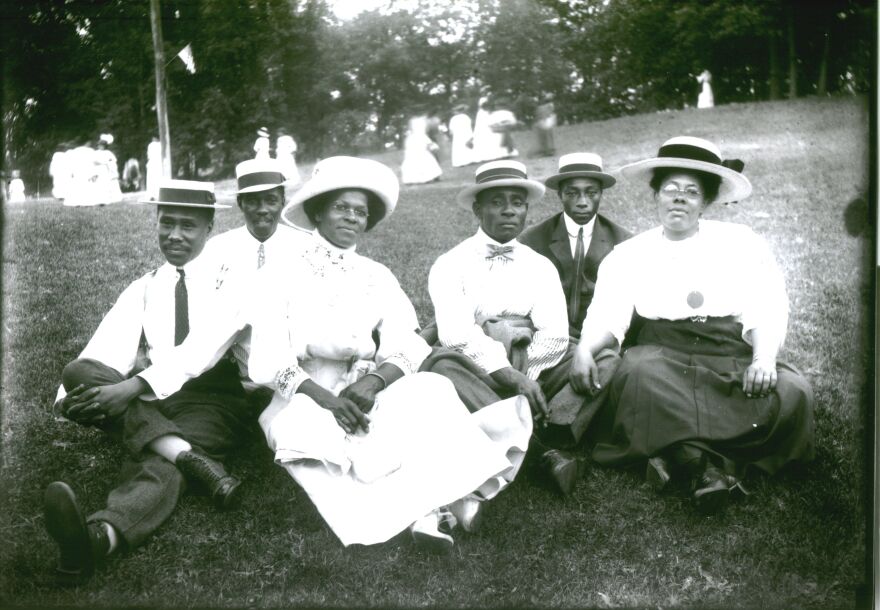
[400,116,442,184]
[253,127,271,160]
[448,104,474,168]
[697,70,714,109]
[146,137,162,201]
[93,135,123,205]
[253,156,531,551]
[274,129,301,187]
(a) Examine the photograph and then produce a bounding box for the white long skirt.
[259,372,531,546]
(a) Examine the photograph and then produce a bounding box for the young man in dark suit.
[519,153,631,493]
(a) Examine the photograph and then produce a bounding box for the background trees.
[2,0,873,193]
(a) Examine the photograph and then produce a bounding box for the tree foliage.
[2,0,874,192]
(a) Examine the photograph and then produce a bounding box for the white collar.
[311,229,357,255]
[474,226,520,249]
[562,212,596,238]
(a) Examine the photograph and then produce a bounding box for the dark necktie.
[569,227,585,322]
[257,243,265,268]
[175,267,189,346]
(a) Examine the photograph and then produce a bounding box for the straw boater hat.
[281,156,399,231]
[619,136,752,204]
[544,152,616,190]
[138,179,230,209]
[256,127,270,138]
[235,158,287,194]
[456,160,546,208]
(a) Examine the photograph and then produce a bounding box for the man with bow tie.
[424,160,572,493]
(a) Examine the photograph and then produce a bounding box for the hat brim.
[237,182,288,195]
[280,178,397,230]
[619,158,752,204]
[136,199,231,209]
[455,178,546,208]
[544,172,616,190]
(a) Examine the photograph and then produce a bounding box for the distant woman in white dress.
[400,116,442,184]
[8,170,26,202]
[275,129,301,186]
[146,137,162,201]
[254,127,271,160]
[697,70,714,109]
[448,104,474,168]
[252,156,531,551]
[93,135,123,205]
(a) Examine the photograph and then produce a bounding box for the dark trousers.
[420,345,620,450]
[61,358,251,549]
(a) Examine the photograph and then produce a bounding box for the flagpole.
[149,0,172,177]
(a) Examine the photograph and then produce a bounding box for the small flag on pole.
[176,44,196,74]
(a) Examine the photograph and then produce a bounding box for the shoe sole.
[646,459,671,493]
[412,531,454,555]
[214,477,242,510]
[694,486,730,515]
[43,482,94,583]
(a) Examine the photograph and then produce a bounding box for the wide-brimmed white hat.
[256,127,269,138]
[456,160,545,208]
[281,156,399,231]
[544,152,616,190]
[138,179,230,209]
[235,158,287,194]
[619,136,752,204]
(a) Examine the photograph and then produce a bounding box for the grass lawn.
[1,95,871,608]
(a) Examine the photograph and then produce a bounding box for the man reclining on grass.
[44,172,296,586]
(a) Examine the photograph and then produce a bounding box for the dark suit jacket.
[520,212,631,338]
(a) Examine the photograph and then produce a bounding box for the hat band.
[657,143,721,165]
[476,167,528,183]
[558,163,602,174]
[157,187,215,205]
[239,171,284,190]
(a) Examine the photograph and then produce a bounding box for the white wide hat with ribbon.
[456,160,545,208]
[281,156,399,231]
[138,179,230,209]
[544,152,616,190]
[619,136,752,204]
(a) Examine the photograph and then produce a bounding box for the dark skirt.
[590,316,815,476]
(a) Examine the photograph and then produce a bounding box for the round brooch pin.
[687,291,704,309]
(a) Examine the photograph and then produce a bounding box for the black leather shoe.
[542,449,585,496]
[646,456,672,493]
[692,466,730,515]
[176,450,241,509]
[44,482,108,585]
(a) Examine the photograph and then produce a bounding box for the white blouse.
[428,228,569,380]
[581,220,789,355]
[248,232,429,398]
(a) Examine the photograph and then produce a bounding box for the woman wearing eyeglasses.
[570,136,815,514]
[247,156,527,551]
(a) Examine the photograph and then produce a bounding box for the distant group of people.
[401,96,529,185]
[48,134,123,206]
[44,133,814,586]
[253,127,301,186]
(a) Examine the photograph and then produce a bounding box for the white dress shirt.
[562,212,596,258]
[582,220,789,357]
[55,251,224,403]
[428,228,569,380]
[140,231,427,400]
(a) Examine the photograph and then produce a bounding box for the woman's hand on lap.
[339,375,384,414]
[321,395,371,434]
[743,359,777,398]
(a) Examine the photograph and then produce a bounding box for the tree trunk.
[768,32,781,100]
[817,30,830,95]
[150,0,172,177]
[786,5,797,99]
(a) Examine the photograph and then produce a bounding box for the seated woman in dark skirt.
[569,136,814,514]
